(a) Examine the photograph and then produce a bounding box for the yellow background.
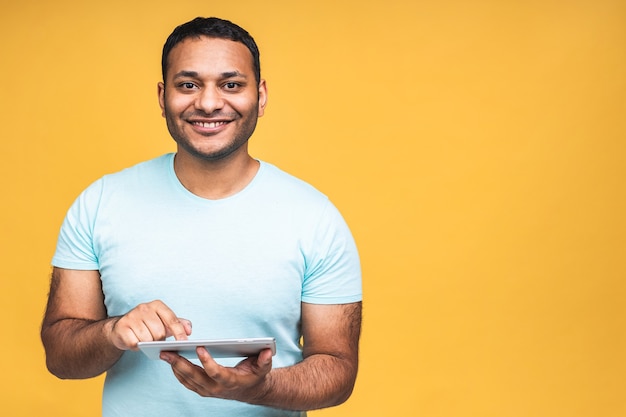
[1,0,624,416]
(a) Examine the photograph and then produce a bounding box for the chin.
[180,141,246,162]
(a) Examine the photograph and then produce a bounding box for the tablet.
[137,337,276,360]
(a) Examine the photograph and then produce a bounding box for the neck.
[173,150,260,200]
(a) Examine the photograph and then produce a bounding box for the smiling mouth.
[192,121,229,128]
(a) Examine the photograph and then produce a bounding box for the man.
[41,17,362,417]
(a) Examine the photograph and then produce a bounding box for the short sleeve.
[301,200,362,304]
[51,179,104,270]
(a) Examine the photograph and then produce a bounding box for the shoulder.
[81,154,173,200]
[71,154,173,209]
[100,154,172,185]
[257,161,329,204]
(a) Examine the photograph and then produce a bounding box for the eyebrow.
[172,70,248,80]
[173,70,199,80]
[221,71,247,79]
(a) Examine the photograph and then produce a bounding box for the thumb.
[258,348,273,368]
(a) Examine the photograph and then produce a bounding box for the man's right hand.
[108,300,193,351]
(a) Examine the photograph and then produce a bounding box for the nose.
[195,86,224,114]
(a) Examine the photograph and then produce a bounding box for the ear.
[157,82,166,117]
[257,79,268,117]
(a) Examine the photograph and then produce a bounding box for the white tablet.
[137,337,276,360]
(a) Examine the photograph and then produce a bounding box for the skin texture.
[41,268,193,379]
[158,37,267,199]
[41,35,362,411]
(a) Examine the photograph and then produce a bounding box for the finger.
[196,347,225,380]
[181,318,193,336]
[140,315,169,341]
[110,317,141,350]
[111,313,164,349]
[153,306,189,341]
[257,348,273,370]
[124,302,169,341]
[163,352,211,395]
[130,321,159,348]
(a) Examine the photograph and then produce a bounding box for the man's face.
[158,37,267,162]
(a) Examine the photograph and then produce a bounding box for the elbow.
[322,358,359,408]
[325,370,358,408]
[44,351,68,379]
[43,347,74,380]
[41,332,68,379]
[45,358,69,380]
[41,336,62,378]
[41,335,91,380]
[44,354,102,380]
[332,382,356,407]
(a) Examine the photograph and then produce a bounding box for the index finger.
[155,307,191,341]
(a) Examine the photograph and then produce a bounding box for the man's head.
[162,17,261,86]
[157,17,267,163]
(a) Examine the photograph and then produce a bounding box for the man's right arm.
[41,267,192,379]
[41,267,123,379]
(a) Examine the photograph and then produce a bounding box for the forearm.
[241,302,361,410]
[165,302,361,410]
[41,316,123,379]
[250,353,358,411]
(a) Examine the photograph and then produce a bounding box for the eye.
[175,81,198,91]
[224,82,241,90]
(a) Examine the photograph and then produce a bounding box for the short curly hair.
[161,17,261,85]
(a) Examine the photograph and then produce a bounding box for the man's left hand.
[160,348,273,401]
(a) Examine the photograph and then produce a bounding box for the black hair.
[161,17,261,84]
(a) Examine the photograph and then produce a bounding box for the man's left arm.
[162,301,362,410]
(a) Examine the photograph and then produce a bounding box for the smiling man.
[41,17,362,417]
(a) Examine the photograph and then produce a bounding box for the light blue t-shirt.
[52,154,362,417]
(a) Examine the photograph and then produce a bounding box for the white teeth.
[194,121,226,128]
